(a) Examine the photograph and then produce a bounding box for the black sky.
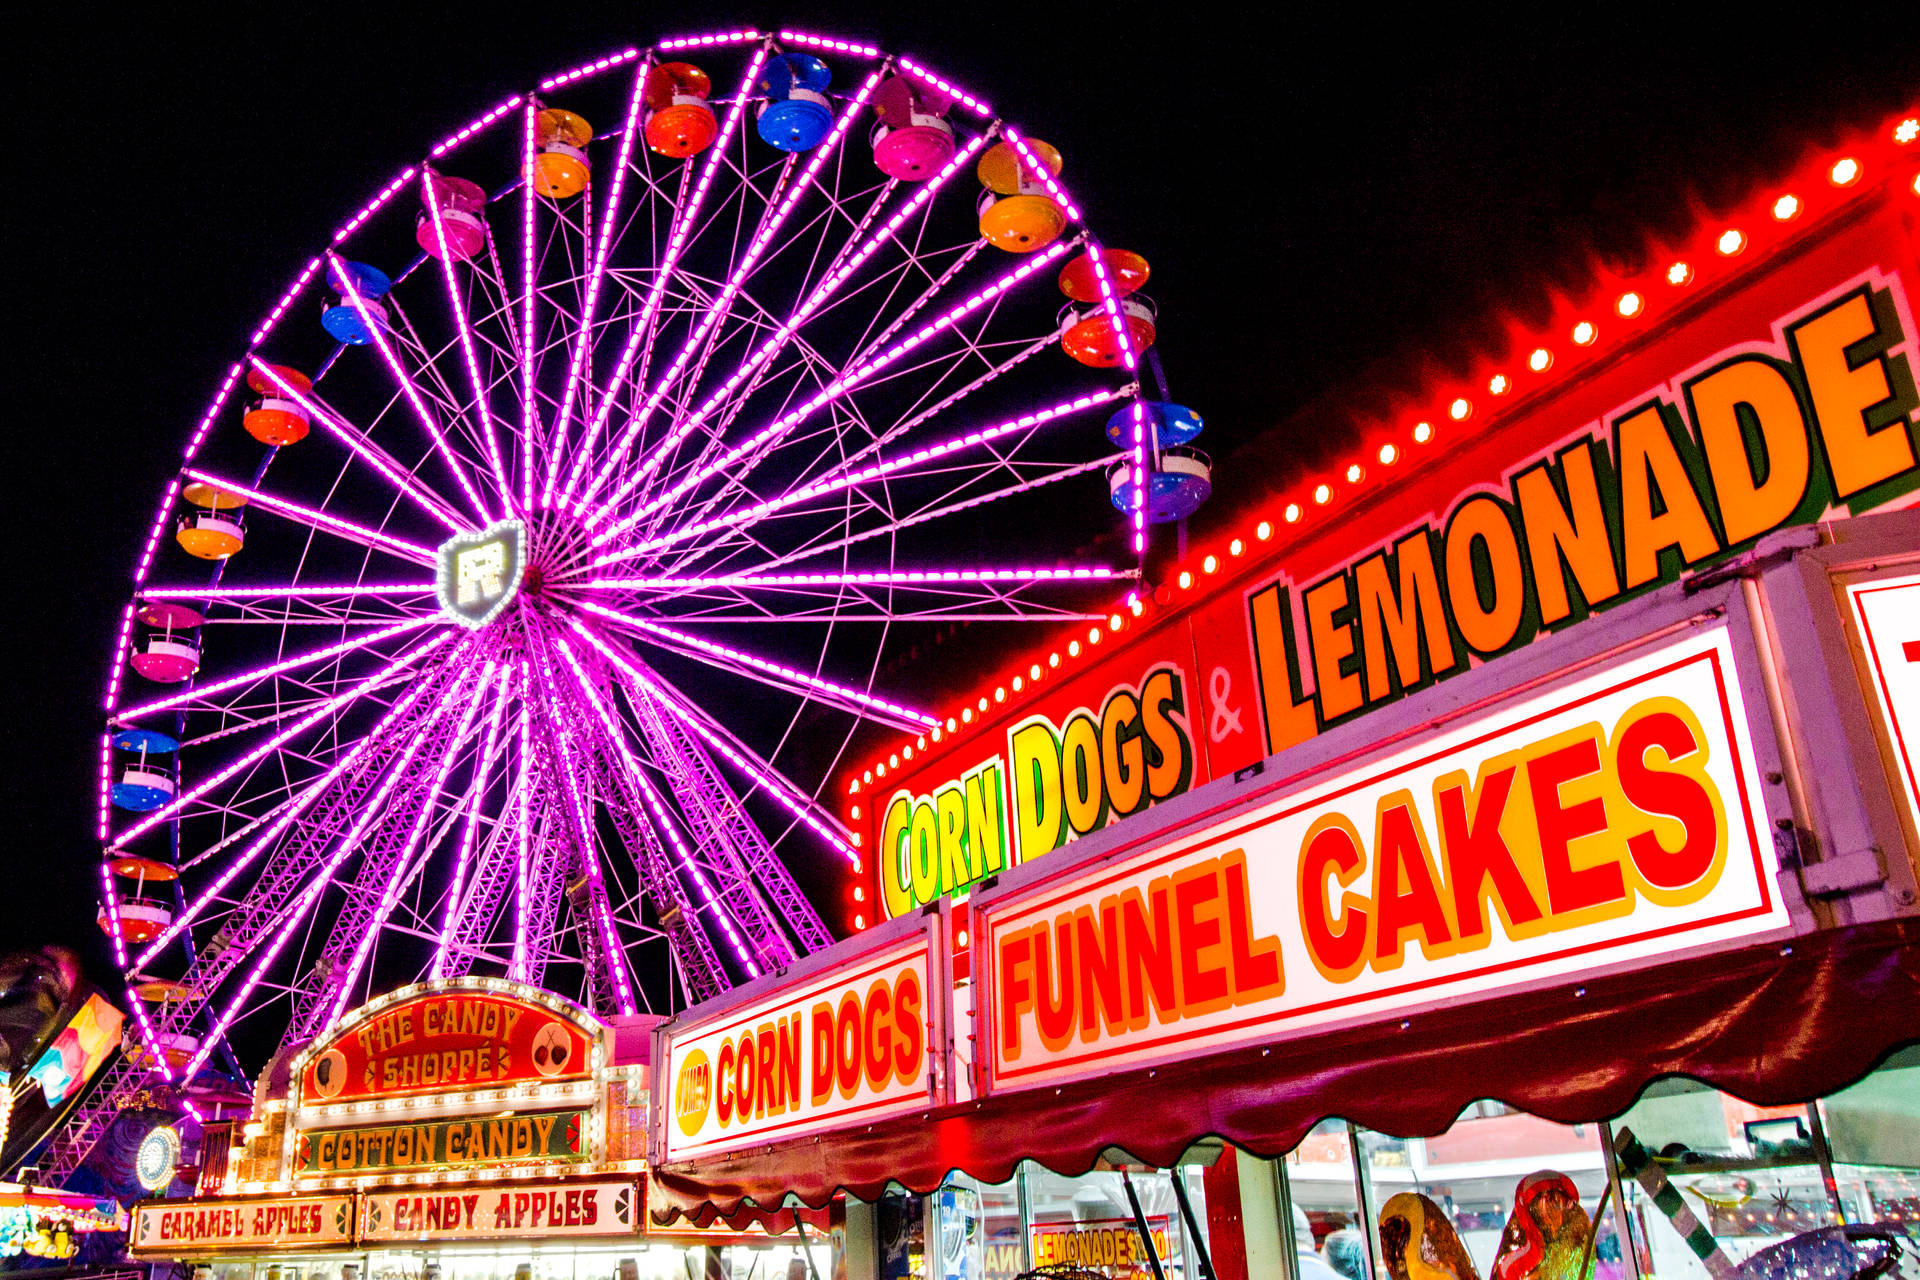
[8,1,1916,991]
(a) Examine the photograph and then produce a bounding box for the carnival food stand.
[640,108,1920,1280]
[127,979,837,1280]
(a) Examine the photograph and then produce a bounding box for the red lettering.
[1033,920,1077,1050]
[1173,864,1229,1011]
[810,1003,835,1105]
[1617,711,1720,890]
[715,1039,735,1125]
[1121,884,1176,1026]
[1371,801,1453,967]
[1529,736,1625,914]
[834,992,862,1098]
[998,931,1033,1059]
[893,969,923,1082]
[1221,851,1283,1000]
[1300,821,1369,978]
[863,980,893,1091]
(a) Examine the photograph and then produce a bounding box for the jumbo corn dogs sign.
[661,935,934,1161]
[976,625,1787,1090]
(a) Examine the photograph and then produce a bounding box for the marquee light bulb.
[1203,554,1219,573]
[1256,520,1273,540]
[1489,374,1510,395]
[1572,321,1597,345]
[1412,421,1435,442]
[1529,348,1552,372]
[1668,261,1693,285]
[1717,228,1746,255]
[1772,194,1800,220]
[1449,398,1472,421]
[1379,443,1399,464]
[1178,570,1193,589]
[1068,640,1081,657]
[1285,503,1302,523]
[1313,483,1332,505]
[1230,539,1245,555]
[1830,157,1860,185]
[1345,463,1364,483]
[1616,292,1643,318]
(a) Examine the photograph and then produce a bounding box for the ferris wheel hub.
[435,519,527,629]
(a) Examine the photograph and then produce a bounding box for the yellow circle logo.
[674,1048,712,1138]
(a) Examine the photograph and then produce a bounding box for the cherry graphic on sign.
[530,1022,572,1076]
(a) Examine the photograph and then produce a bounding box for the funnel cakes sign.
[297,980,599,1106]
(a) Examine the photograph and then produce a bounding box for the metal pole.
[793,1217,823,1280]
[1804,1103,1848,1225]
[1274,1154,1303,1280]
[1599,1122,1646,1280]
[1122,1169,1170,1280]
[1349,1122,1384,1280]
[1016,1162,1035,1273]
[1171,1166,1219,1280]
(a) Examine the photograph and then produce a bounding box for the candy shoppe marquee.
[646,111,1920,1217]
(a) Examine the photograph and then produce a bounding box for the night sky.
[10,2,1916,1003]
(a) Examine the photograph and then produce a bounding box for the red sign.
[976,626,1785,1091]
[298,983,598,1104]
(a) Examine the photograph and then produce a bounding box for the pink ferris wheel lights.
[576,130,991,519]
[776,31,883,58]
[320,661,498,1030]
[421,174,515,508]
[245,355,469,532]
[333,167,417,244]
[539,48,641,91]
[140,581,434,600]
[1001,126,1083,224]
[898,55,990,117]
[180,468,438,564]
[592,237,1076,543]
[550,632,758,979]
[249,257,323,349]
[430,93,525,158]
[111,630,454,849]
[655,29,761,51]
[545,58,656,507]
[327,253,495,525]
[573,46,770,500]
[519,100,540,515]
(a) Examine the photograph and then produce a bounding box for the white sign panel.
[359,1178,640,1242]
[1848,573,1920,835]
[662,937,931,1162]
[978,624,1787,1091]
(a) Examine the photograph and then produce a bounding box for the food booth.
[643,109,1920,1280]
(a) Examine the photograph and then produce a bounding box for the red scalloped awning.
[650,918,1920,1218]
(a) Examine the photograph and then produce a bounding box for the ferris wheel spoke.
[544,61,653,507]
[421,173,518,509]
[429,665,514,978]
[326,253,495,525]
[575,597,932,730]
[297,659,497,1037]
[526,634,638,1015]
[434,695,529,979]
[178,468,438,565]
[243,358,471,534]
[568,50,770,490]
[604,133,987,518]
[167,661,479,1078]
[111,628,455,848]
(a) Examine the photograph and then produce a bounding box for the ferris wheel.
[57,27,1203,1182]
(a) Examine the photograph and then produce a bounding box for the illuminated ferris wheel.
[60,28,1197,1182]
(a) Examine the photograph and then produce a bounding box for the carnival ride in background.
[43,29,1211,1186]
